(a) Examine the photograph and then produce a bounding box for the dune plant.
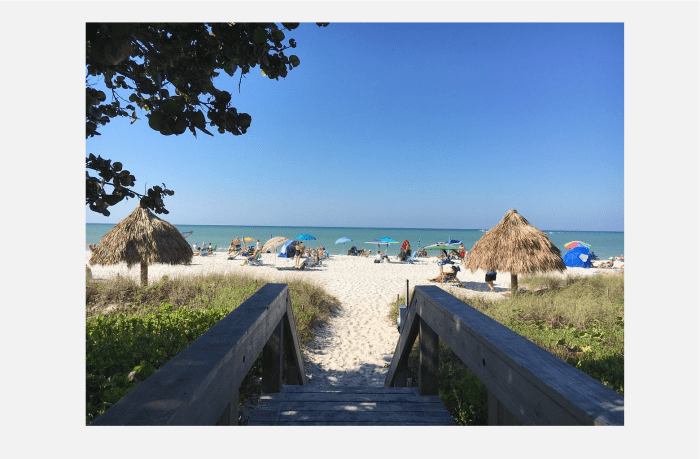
[86,272,339,424]
[392,273,624,425]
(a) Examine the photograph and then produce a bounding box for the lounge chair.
[243,252,263,266]
[401,250,418,264]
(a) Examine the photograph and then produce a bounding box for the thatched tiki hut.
[89,205,193,286]
[464,209,566,294]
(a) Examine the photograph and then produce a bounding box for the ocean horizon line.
[86,222,623,233]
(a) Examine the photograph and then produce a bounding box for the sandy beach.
[85,251,623,388]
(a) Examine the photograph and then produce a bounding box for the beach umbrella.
[423,243,461,251]
[335,237,352,244]
[564,240,591,250]
[463,209,566,294]
[262,236,289,253]
[296,233,316,241]
[366,238,399,252]
[180,231,193,239]
[89,205,193,286]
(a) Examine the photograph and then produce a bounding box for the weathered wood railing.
[91,283,306,425]
[385,285,624,425]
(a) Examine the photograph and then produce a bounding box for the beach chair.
[246,252,263,266]
[402,250,418,264]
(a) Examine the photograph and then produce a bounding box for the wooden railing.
[91,283,306,425]
[385,285,624,425]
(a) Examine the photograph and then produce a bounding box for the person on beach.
[485,270,497,292]
[208,243,212,253]
[241,248,261,266]
[458,243,466,264]
[229,237,241,255]
[256,239,261,251]
[375,250,386,263]
[397,248,406,261]
[429,265,459,282]
[295,241,305,266]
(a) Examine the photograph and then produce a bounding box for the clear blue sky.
[87,22,625,230]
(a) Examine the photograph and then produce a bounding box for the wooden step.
[247,385,454,425]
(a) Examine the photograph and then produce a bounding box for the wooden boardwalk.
[247,385,454,426]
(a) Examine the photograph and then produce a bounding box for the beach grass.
[390,272,624,425]
[85,272,339,424]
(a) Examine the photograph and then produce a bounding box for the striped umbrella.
[262,236,289,253]
[564,241,591,250]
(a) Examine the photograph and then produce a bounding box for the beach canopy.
[463,209,566,293]
[89,205,193,286]
[296,233,316,240]
[563,246,592,268]
[279,239,305,258]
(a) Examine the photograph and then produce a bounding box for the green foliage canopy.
[86,22,328,216]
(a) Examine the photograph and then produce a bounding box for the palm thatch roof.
[89,205,192,284]
[464,210,565,289]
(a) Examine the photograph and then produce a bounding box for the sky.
[85,22,625,231]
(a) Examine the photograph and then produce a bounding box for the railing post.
[487,390,521,425]
[283,312,302,385]
[215,388,239,425]
[262,318,284,393]
[418,317,439,395]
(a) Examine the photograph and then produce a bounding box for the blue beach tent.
[279,240,301,258]
[563,246,592,268]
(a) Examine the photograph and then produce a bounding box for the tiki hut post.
[141,262,148,286]
[89,205,193,286]
[464,209,566,295]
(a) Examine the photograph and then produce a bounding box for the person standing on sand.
[295,241,305,266]
[485,270,497,292]
[458,243,466,265]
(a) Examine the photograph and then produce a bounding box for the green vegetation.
[86,23,327,216]
[86,273,338,424]
[389,273,624,425]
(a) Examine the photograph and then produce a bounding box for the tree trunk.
[511,273,518,295]
[141,262,148,286]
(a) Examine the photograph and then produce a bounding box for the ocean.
[86,224,624,260]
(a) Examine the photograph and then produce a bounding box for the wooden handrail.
[91,283,306,425]
[385,286,624,425]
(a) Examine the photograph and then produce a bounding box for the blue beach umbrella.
[335,237,352,244]
[296,233,316,241]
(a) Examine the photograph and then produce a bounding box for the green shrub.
[85,273,339,424]
[397,273,624,424]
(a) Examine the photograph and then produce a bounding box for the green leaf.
[148,111,165,131]
[289,55,300,67]
[253,28,267,44]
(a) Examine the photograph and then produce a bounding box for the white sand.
[85,251,623,388]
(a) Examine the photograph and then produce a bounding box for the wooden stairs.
[247,385,454,426]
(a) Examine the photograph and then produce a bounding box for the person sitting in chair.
[429,266,459,282]
[397,248,406,261]
[241,249,261,266]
